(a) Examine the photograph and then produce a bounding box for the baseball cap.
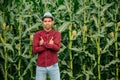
[42,12,54,21]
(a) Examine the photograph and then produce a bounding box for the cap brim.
[42,16,54,21]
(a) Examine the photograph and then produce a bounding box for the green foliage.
[0,0,120,80]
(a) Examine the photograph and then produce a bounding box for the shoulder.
[34,30,44,36]
[52,30,61,37]
[52,30,61,34]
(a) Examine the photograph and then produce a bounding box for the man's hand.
[39,37,44,45]
[49,37,54,44]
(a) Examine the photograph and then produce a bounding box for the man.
[32,12,61,80]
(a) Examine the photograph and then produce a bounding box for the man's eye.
[44,20,51,22]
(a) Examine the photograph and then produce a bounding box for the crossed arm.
[32,32,61,54]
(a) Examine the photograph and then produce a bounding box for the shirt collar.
[43,29,53,34]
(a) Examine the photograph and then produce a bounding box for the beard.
[44,25,52,32]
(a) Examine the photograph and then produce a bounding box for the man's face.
[42,18,54,31]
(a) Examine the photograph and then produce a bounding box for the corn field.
[0,0,120,80]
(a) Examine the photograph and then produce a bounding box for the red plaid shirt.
[32,30,61,67]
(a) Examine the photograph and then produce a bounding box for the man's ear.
[52,21,54,24]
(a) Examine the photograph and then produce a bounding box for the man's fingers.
[41,37,43,40]
[50,37,53,40]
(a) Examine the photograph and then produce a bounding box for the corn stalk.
[82,0,87,75]
[18,25,22,80]
[97,0,101,80]
[17,0,22,79]
[115,3,119,80]
[29,33,33,79]
[1,23,7,80]
[69,0,73,79]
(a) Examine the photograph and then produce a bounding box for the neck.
[44,28,52,32]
